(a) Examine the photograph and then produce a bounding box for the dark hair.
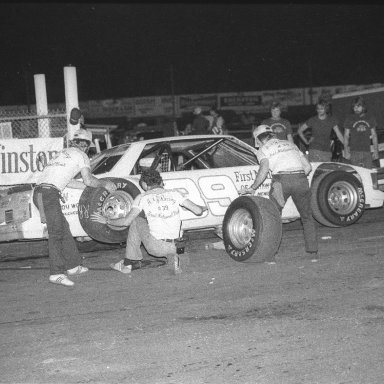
[270,101,282,110]
[316,99,330,113]
[140,169,163,187]
[210,105,218,113]
[351,96,367,113]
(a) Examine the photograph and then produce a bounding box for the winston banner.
[0,138,63,185]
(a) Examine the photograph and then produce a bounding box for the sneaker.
[67,265,89,276]
[110,259,133,274]
[49,274,74,287]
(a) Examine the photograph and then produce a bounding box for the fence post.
[34,74,50,137]
[64,65,79,143]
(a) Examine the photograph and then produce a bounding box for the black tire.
[222,196,282,262]
[78,178,141,243]
[311,171,365,227]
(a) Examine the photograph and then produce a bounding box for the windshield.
[90,143,131,175]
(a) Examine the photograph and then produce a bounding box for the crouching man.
[91,169,207,274]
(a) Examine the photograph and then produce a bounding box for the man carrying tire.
[244,124,318,262]
[90,169,207,274]
[33,129,117,287]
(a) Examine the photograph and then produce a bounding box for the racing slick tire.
[78,178,141,244]
[223,196,282,262]
[310,171,365,227]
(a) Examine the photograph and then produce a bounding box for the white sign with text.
[0,137,64,185]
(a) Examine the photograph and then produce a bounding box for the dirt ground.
[1,210,384,384]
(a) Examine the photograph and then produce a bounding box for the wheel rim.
[327,181,358,215]
[101,191,134,231]
[227,208,254,248]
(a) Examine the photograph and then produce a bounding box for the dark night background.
[1,3,384,106]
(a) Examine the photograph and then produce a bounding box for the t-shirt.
[261,117,292,140]
[191,115,209,134]
[344,112,376,152]
[257,139,306,175]
[37,147,90,191]
[132,188,186,239]
[305,115,338,152]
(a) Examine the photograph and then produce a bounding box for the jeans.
[270,174,318,253]
[125,217,176,261]
[350,151,373,168]
[33,186,81,274]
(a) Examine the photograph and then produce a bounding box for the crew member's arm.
[242,158,270,195]
[81,167,116,192]
[333,124,345,145]
[297,123,310,145]
[287,133,294,144]
[371,127,379,160]
[180,199,208,216]
[299,151,312,175]
[90,207,141,227]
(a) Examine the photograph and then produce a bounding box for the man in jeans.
[33,129,116,287]
[244,124,318,263]
[91,169,207,274]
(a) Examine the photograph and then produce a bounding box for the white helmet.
[73,129,92,143]
[252,124,273,140]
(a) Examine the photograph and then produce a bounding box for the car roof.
[100,134,241,155]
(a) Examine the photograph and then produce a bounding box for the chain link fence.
[0,109,67,140]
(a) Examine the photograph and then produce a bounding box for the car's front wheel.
[222,196,282,262]
[78,177,141,243]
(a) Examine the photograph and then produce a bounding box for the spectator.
[190,106,209,135]
[297,99,344,162]
[343,96,379,168]
[208,107,226,135]
[261,101,294,143]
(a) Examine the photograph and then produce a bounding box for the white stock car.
[1,135,384,262]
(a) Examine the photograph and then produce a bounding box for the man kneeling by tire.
[91,169,207,274]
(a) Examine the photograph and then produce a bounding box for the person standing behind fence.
[33,129,117,287]
[261,101,294,143]
[190,106,210,135]
[208,107,226,135]
[343,96,379,168]
[297,99,344,162]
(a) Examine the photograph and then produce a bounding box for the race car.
[1,135,384,262]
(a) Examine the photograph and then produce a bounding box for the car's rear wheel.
[78,178,141,243]
[311,171,365,227]
[222,196,282,262]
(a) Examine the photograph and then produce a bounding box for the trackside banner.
[0,138,64,185]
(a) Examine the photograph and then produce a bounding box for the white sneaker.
[110,260,132,274]
[49,274,74,287]
[67,265,89,276]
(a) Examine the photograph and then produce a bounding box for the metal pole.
[64,65,79,143]
[34,74,50,137]
[170,64,177,134]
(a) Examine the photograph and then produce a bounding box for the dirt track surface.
[1,211,384,384]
